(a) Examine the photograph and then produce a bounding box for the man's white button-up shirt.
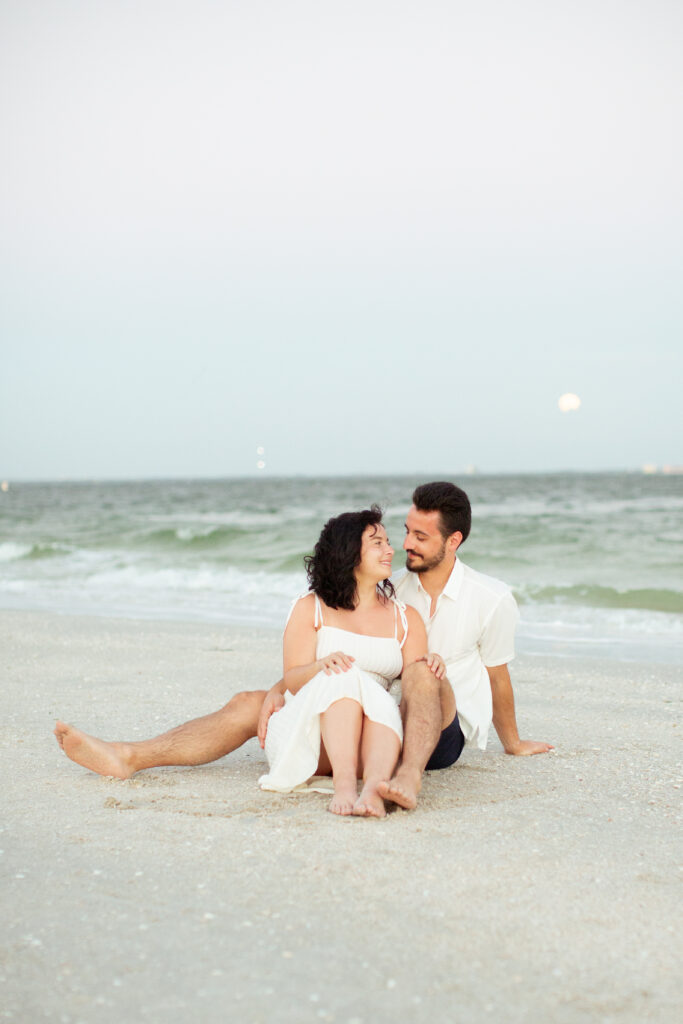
[395,558,519,749]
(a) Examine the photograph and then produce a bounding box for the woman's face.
[357,523,394,581]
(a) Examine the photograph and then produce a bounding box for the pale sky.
[1,0,681,479]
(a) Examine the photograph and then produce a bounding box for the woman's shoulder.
[284,592,317,629]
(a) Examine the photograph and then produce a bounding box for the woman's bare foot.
[353,782,386,818]
[54,721,134,780]
[328,777,358,815]
[377,766,422,810]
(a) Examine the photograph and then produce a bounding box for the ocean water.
[1,473,682,663]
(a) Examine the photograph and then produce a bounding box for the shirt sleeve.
[478,591,519,666]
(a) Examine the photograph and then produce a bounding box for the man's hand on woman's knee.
[417,652,447,679]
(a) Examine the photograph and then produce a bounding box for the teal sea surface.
[1,473,681,663]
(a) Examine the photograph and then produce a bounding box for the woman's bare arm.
[281,594,355,695]
[279,594,319,694]
[258,594,355,748]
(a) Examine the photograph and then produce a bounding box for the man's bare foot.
[328,778,358,816]
[352,782,386,818]
[377,767,422,810]
[54,721,134,780]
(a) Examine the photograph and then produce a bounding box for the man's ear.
[448,531,463,553]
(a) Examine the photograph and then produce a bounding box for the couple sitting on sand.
[55,481,553,817]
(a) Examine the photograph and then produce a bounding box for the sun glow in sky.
[558,394,582,413]
[1,0,681,479]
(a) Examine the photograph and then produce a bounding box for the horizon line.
[0,467,674,486]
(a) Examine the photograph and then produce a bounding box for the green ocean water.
[1,472,682,662]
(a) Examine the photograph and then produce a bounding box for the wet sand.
[1,609,681,1023]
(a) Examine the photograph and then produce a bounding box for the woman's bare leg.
[319,698,362,815]
[354,718,401,818]
[54,689,267,779]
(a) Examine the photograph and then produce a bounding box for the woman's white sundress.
[259,594,407,794]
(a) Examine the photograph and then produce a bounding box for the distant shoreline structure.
[641,464,683,475]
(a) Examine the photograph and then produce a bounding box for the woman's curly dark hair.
[304,505,395,610]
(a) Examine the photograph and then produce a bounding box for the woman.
[259,506,428,818]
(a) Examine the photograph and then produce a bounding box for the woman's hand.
[318,652,355,676]
[418,652,447,680]
[257,686,286,748]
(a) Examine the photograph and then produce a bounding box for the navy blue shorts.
[425,714,466,771]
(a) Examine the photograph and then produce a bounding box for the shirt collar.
[414,557,464,601]
[441,557,465,601]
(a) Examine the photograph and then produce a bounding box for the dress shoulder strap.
[284,594,303,628]
[392,597,409,649]
[285,592,319,629]
[313,593,324,629]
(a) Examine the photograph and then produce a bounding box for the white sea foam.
[1,555,681,662]
[517,603,683,663]
[0,558,306,629]
[0,542,32,562]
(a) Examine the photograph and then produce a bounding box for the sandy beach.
[2,609,681,1023]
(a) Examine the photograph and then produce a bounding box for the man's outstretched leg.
[54,689,267,779]
[378,661,455,810]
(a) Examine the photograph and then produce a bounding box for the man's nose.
[403,536,410,550]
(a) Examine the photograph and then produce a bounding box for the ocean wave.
[2,557,682,660]
[273,552,314,572]
[60,555,298,597]
[517,583,683,614]
[0,562,304,630]
[142,506,320,528]
[119,523,314,557]
[139,525,252,549]
[0,541,33,561]
[0,540,75,562]
[2,474,681,656]
[476,496,683,519]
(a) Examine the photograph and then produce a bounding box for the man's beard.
[405,541,447,573]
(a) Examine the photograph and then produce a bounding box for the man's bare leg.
[378,662,455,810]
[54,689,267,779]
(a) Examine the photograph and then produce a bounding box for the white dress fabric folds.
[259,596,407,794]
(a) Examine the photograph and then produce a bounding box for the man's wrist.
[503,737,522,754]
[495,724,521,754]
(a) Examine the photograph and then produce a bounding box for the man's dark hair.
[304,505,394,610]
[412,481,472,543]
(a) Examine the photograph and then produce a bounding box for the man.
[378,481,552,810]
[54,481,552,807]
